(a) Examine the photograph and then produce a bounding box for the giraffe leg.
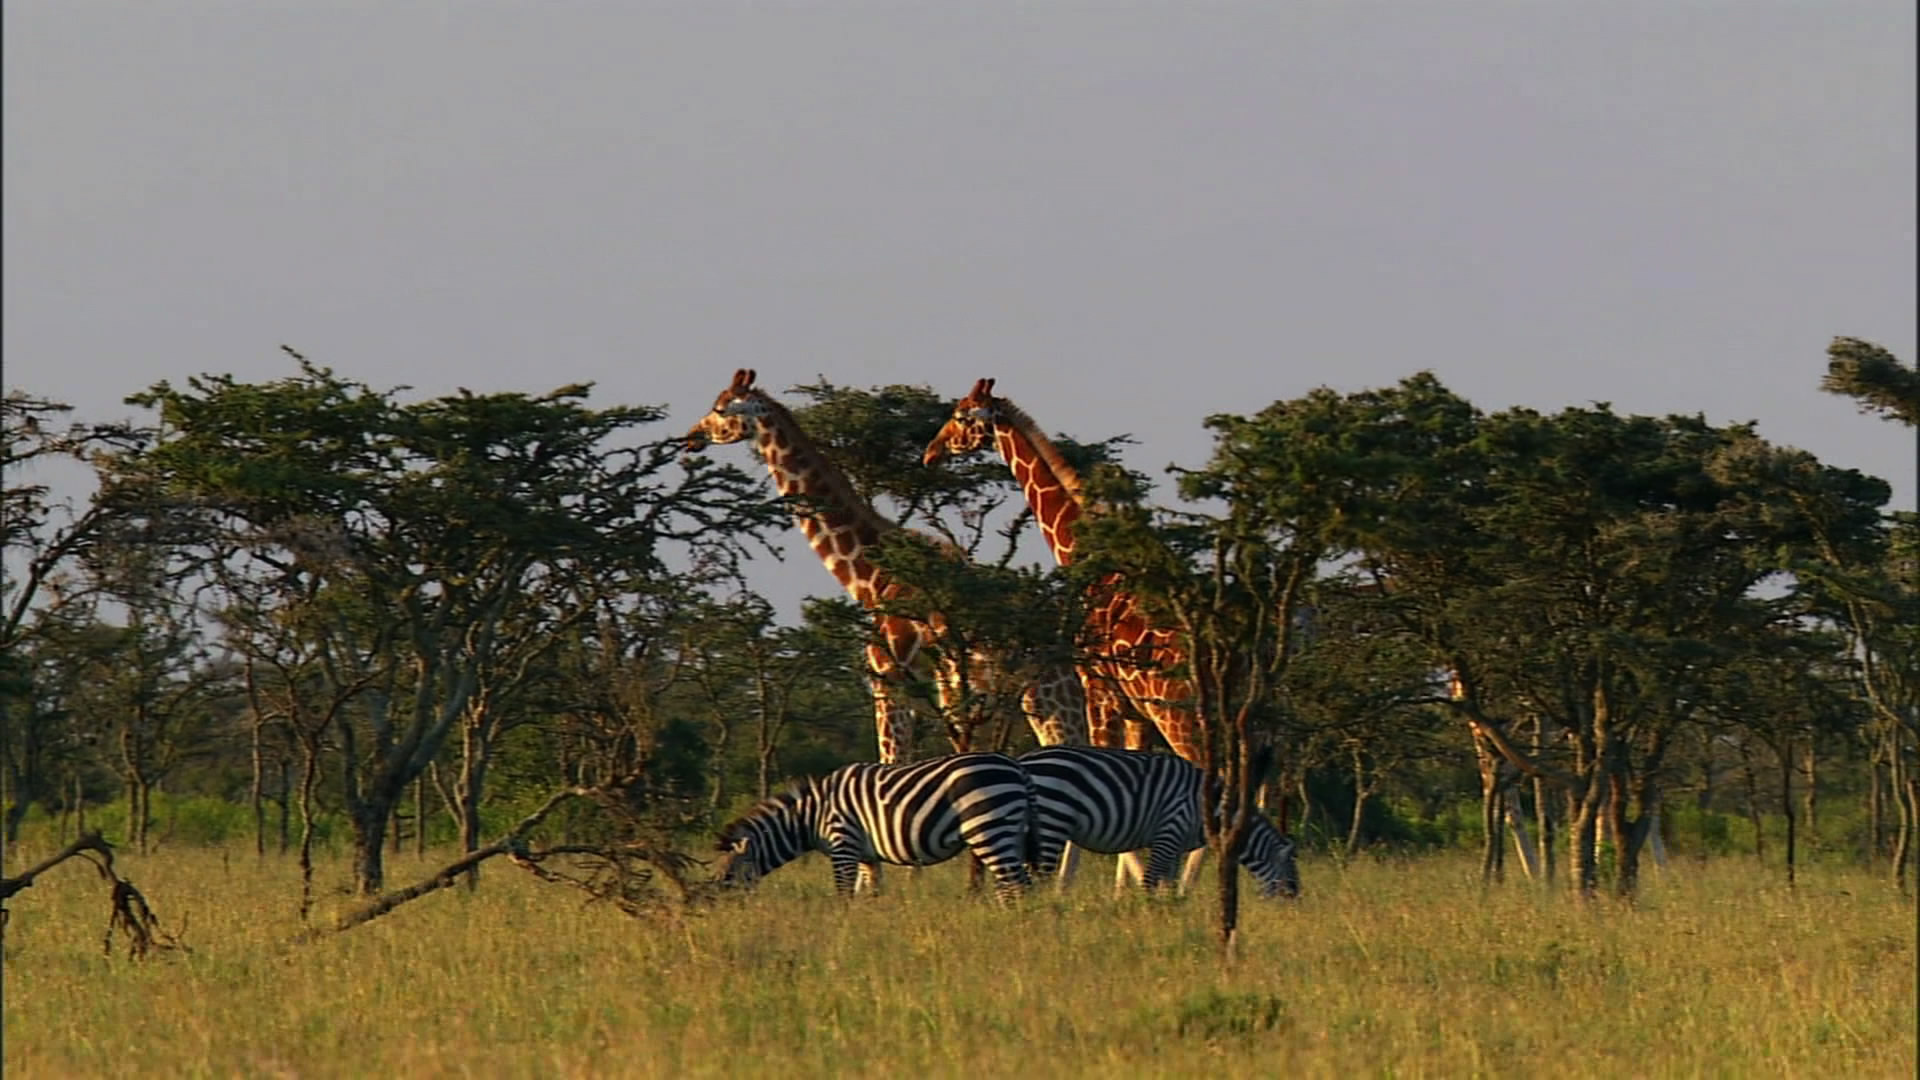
[857,648,913,896]
[1174,847,1209,897]
[1022,675,1085,888]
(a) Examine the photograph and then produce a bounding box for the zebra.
[1019,745,1301,899]
[714,752,1038,903]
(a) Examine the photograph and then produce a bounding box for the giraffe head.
[684,368,772,453]
[921,377,999,466]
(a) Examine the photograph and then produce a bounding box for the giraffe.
[684,369,1086,764]
[922,378,1230,892]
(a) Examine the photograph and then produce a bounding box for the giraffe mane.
[753,392,904,541]
[993,398,1087,505]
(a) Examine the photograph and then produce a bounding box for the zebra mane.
[714,781,816,849]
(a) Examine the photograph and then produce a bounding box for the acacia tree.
[1801,335,1918,888]
[1285,578,1451,858]
[1072,386,1386,950]
[105,359,779,894]
[1,392,147,845]
[1374,398,1883,897]
[684,590,862,804]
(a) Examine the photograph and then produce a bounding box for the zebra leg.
[830,853,864,898]
[1140,833,1187,895]
[958,821,1034,905]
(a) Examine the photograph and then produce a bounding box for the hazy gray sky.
[7,3,1914,615]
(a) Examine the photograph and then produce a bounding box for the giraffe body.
[925,379,1221,890]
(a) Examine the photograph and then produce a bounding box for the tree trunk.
[416,771,429,857]
[1344,753,1371,859]
[297,740,321,921]
[709,708,731,813]
[1866,745,1886,863]
[1482,784,1507,884]
[1800,738,1817,847]
[2,792,27,849]
[1566,776,1603,899]
[1902,774,1919,894]
[1781,739,1797,889]
[276,756,291,855]
[1505,803,1541,881]
[1607,761,1638,899]
[1740,749,1766,861]
[1475,739,1504,885]
[1890,747,1914,894]
[1533,714,1554,885]
[456,727,491,879]
[1215,825,1243,956]
[349,794,394,897]
[1646,796,1667,870]
[251,712,266,858]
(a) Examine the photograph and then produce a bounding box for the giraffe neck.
[748,396,896,609]
[990,404,1086,566]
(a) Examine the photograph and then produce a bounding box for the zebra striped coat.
[1019,745,1301,898]
[715,752,1037,903]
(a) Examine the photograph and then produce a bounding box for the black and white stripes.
[1020,745,1301,899]
[715,752,1038,903]
[714,747,1301,902]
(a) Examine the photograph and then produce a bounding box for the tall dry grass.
[3,842,1913,1078]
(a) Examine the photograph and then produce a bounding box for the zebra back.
[716,752,1036,901]
[1019,745,1301,898]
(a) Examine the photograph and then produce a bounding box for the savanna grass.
[3,842,1913,1078]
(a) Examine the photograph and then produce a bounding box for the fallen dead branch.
[290,785,710,944]
[508,842,712,915]
[1,831,116,901]
[1,830,189,959]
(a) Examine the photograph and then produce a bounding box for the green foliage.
[6,349,1912,898]
[1822,336,1920,427]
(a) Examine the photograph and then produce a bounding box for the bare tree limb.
[290,785,590,943]
[0,831,114,900]
[0,831,188,959]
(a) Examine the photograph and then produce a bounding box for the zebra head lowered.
[714,782,824,891]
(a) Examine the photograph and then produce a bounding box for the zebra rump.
[714,751,1037,902]
[1019,745,1300,898]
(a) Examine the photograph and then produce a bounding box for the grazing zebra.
[715,752,1038,903]
[1020,745,1301,899]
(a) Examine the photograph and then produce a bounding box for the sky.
[6,2,1914,619]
